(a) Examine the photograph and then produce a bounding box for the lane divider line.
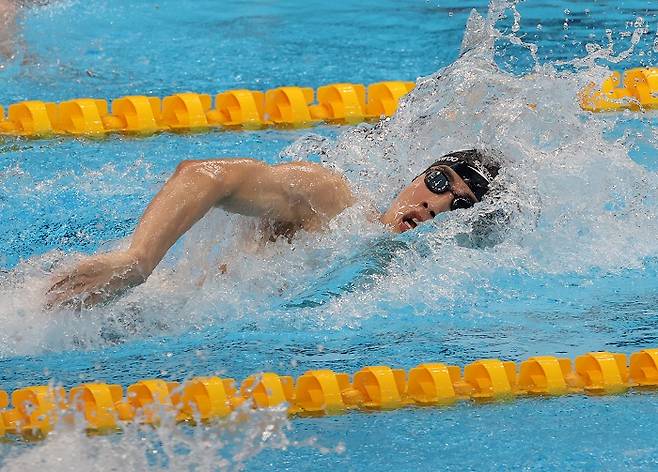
[2,66,657,140]
[2,348,658,439]
[0,81,415,138]
[580,67,658,112]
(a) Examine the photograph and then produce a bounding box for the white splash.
[2,0,658,469]
[0,2,656,353]
[0,405,309,472]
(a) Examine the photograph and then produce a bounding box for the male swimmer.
[46,149,500,308]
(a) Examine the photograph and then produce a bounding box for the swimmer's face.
[380,165,478,233]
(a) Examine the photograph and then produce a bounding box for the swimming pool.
[2,0,658,469]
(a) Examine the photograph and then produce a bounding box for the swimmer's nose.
[421,202,437,219]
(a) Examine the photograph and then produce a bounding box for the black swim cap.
[422,149,500,201]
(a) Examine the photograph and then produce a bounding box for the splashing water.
[1,2,657,355]
[282,5,658,323]
[2,1,658,467]
[0,404,305,472]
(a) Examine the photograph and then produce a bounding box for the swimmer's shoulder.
[273,160,335,174]
[272,161,355,215]
[273,161,349,188]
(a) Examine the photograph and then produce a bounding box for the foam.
[0,0,656,377]
[4,0,658,468]
[0,406,299,471]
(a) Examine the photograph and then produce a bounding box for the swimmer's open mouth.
[403,218,418,230]
[398,208,434,232]
[402,210,437,230]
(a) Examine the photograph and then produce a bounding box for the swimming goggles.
[423,163,484,211]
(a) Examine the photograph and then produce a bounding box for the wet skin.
[379,165,478,233]
[46,160,478,309]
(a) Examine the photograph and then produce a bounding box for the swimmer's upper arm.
[177,158,274,206]
[197,158,352,222]
[211,158,296,219]
[270,162,355,219]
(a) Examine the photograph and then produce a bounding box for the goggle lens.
[451,197,474,210]
[423,169,450,194]
[423,168,476,212]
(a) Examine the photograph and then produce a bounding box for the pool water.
[2,0,658,470]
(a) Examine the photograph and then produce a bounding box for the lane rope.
[1,65,657,141]
[2,348,658,438]
[580,67,658,112]
[1,66,655,140]
[0,81,415,138]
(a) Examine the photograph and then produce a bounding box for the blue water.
[2,0,658,470]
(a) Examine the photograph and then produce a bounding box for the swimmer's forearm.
[127,160,236,275]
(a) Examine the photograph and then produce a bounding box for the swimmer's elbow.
[172,159,239,200]
[172,158,272,206]
[173,159,227,182]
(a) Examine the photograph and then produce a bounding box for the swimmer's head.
[381,149,500,233]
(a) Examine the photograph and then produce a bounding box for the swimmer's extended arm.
[46,158,351,309]
[129,158,351,272]
[127,159,249,275]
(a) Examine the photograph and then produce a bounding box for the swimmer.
[46,149,500,308]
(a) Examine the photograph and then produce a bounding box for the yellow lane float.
[0,81,416,139]
[208,89,268,129]
[2,347,658,440]
[580,67,658,112]
[2,68,656,139]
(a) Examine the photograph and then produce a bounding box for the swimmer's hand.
[45,251,149,310]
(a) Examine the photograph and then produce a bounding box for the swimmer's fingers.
[46,273,131,310]
[45,278,89,310]
[65,283,125,310]
[79,288,115,309]
[46,282,111,311]
[45,269,99,309]
[44,252,145,311]
[46,273,75,294]
[45,257,114,309]
[53,289,110,312]
[54,294,83,312]
[45,274,76,308]
[46,260,97,294]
